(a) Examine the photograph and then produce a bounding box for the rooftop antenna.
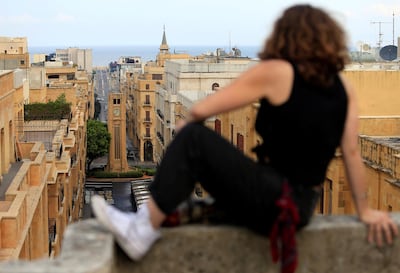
[392,12,395,45]
[229,31,232,55]
[371,21,391,48]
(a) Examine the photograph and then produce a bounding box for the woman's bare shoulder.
[256,59,294,104]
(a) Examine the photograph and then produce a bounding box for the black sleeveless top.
[254,63,348,187]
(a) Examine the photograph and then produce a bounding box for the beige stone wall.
[321,70,400,216]
[156,53,191,67]
[45,86,77,106]
[0,37,27,54]
[45,67,77,82]
[127,52,192,163]
[0,53,30,69]
[136,81,156,162]
[0,143,49,260]
[359,116,400,136]
[0,71,16,178]
[0,65,89,261]
[13,84,24,142]
[343,70,400,116]
[215,103,260,160]
[0,37,29,69]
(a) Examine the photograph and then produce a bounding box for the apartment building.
[319,68,400,215]
[56,47,93,72]
[126,29,191,162]
[0,37,29,70]
[29,61,94,119]
[0,60,90,260]
[155,57,256,163]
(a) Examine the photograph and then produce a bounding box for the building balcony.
[0,215,399,272]
[156,131,164,145]
[143,102,152,107]
[143,134,151,140]
[156,109,164,120]
[143,118,152,124]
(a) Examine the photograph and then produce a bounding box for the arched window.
[212,83,220,91]
[144,141,153,162]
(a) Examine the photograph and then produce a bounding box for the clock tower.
[107,92,129,172]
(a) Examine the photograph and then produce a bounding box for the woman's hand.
[359,208,398,247]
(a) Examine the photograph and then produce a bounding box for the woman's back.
[254,63,348,186]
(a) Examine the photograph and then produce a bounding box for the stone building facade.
[125,29,191,162]
[0,58,90,260]
[319,69,400,215]
[0,37,29,70]
[107,92,129,172]
[155,57,256,162]
[56,47,93,73]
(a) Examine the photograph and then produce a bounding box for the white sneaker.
[91,195,161,261]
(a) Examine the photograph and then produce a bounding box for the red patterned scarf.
[269,181,300,273]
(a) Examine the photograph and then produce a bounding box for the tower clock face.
[113,108,120,116]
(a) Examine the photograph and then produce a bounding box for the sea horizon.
[28,44,261,67]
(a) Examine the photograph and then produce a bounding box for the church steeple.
[159,25,170,54]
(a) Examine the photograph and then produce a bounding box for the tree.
[86,119,111,170]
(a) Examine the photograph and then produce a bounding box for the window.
[145,84,150,90]
[212,83,220,91]
[20,60,25,65]
[152,74,162,80]
[113,98,120,105]
[145,95,150,104]
[215,119,221,135]
[145,111,150,121]
[237,133,244,151]
[230,124,234,143]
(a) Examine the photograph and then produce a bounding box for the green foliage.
[140,168,157,176]
[87,167,156,178]
[86,119,111,169]
[118,170,144,178]
[90,170,144,178]
[24,94,71,121]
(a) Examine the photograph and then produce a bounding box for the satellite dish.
[379,45,398,61]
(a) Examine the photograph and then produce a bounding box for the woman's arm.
[187,60,293,123]
[340,75,398,246]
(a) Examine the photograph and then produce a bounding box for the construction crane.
[371,21,391,48]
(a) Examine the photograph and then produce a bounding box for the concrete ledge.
[0,220,114,273]
[1,214,400,273]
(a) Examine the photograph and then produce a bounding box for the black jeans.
[149,123,318,234]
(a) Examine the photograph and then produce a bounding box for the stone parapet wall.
[1,215,399,273]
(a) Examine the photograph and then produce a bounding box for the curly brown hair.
[258,5,350,87]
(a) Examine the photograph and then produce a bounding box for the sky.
[1,0,400,49]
